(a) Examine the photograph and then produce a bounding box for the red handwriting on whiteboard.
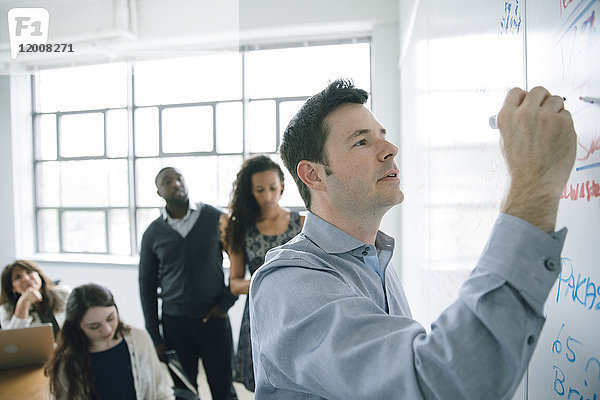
[578,136,600,161]
[561,180,600,202]
[562,0,574,10]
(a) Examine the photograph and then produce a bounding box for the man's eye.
[354,139,367,147]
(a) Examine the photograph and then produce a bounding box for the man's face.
[320,103,404,216]
[156,168,188,203]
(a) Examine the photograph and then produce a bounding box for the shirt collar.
[302,211,395,255]
[161,201,199,221]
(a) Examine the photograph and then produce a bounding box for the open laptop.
[0,323,54,370]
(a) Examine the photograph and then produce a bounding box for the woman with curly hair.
[222,155,304,392]
[44,283,174,400]
[0,260,69,337]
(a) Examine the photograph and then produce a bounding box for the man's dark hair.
[279,79,368,210]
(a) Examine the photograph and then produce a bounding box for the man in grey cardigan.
[139,167,238,400]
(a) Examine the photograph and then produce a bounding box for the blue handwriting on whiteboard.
[500,0,521,34]
[551,323,599,398]
[556,258,600,310]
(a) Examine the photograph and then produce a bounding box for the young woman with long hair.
[44,283,173,400]
[222,155,304,391]
[0,260,69,337]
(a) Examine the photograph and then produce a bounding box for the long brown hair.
[44,283,129,399]
[225,155,285,252]
[0,260,64,318]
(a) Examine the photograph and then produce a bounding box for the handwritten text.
[561,180,600,202]
[556,258,600,311]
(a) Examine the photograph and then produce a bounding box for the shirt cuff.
[8,315,34,329]
[476,213,567,315]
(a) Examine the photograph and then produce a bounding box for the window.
[32,40,371,256]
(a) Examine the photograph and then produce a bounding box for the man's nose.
[378,139,398,161]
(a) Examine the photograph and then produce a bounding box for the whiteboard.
[525,0,600,399]
[399,0,599,399]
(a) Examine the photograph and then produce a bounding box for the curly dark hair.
[280,79,368,209]
[45,283,129,399]
[0,260,64,319]
[224,155,285,253]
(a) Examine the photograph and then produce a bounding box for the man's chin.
[171,196,189,205]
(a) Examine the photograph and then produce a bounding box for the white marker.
[580,96,600,104]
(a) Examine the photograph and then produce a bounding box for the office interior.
[1,0,508,352]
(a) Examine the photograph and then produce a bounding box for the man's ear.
[297,161,326,192]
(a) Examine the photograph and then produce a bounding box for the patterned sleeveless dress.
[233,211,302,391]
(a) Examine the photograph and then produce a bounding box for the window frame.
[31,38,372,257]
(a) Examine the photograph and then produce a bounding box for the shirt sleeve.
[138,228,163,345]
[0,304,33,329]
[250,214,566,400]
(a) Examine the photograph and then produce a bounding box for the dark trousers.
[163,314,238,400]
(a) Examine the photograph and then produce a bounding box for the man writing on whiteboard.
[249,79,576,399]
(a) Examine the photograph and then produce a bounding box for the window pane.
[134,53,242,106]
[218,155,243,205]
[135,158,163,207]
[279,100,306,145]
[60,160,128,207]
[136,208,160,249]
[109,209,131,255]
[36,114,57,160]
[107,160,129,206]
[245,43,371,98]
[216,102,243,153]
[39,63,127,112]
[162,106,214,153]
[60,113,104,157]
[62,210,107,253]
[247,100,276,153]
[135,107,159,156]
[37,161,60,207]
[37,209,59,252]
[106,109,129,157]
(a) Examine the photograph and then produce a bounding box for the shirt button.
[544,259,557,271]
[362,251,369,256]
[527,335,535,345]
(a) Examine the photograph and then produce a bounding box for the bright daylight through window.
[33,41,371,257]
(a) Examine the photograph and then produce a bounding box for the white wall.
[0,0,401,341]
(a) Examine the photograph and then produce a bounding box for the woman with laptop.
[45,283,174,400]
[0,260,69,338]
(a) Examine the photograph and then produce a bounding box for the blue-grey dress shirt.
[249,212,567,399]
